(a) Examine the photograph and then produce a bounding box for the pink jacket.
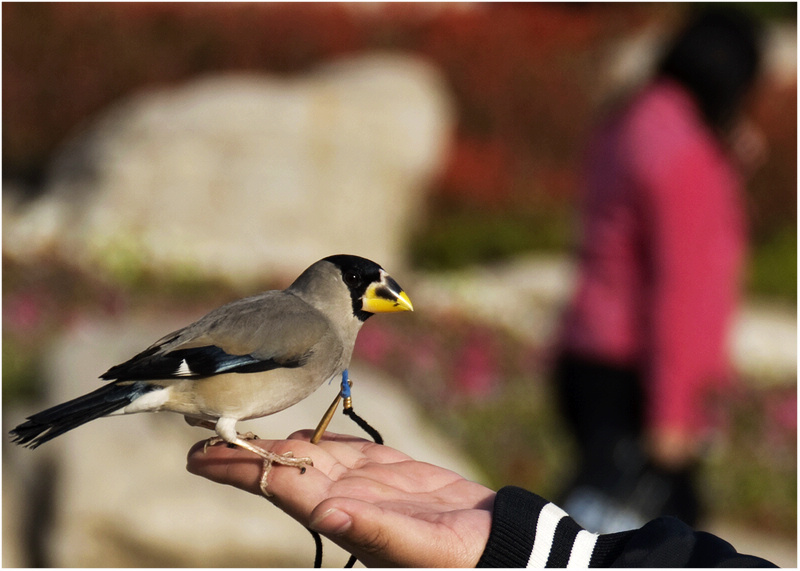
[560,79,746,433]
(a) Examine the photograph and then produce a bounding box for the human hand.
[647,425,699,469]
[186,430,495,567]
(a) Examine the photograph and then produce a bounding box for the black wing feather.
[101,344,310,381]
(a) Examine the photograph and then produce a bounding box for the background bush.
[3,3,796,299]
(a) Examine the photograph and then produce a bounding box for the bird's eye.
[344,271,360,287]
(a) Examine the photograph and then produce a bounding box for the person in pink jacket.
[554,6,763,532]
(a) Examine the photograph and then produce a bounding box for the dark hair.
[657,6,762,130]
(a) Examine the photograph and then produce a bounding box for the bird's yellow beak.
[361,275,414,313]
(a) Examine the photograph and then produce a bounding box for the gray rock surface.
[3,54,453,284]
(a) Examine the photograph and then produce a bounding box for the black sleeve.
[477,486,776,568]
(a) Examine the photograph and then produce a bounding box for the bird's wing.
[101,291,333,381]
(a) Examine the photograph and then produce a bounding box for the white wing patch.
[175,359,195,377]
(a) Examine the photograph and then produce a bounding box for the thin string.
[343,406,383,445]
[309,527,323,568]
[310,370,383,567]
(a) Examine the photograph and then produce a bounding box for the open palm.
[187,430,495,567]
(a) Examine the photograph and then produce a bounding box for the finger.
[308,497,445,568]
[187,437,338,481]
[286,429,384,457]
[308,431,416,465]
[186,439,267,496]
[311,496,494,568]
[261,438,414,518]
[186,438,358,510]
[286,430,415,472]
[186,439,337,525]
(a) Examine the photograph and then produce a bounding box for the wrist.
[477,486,561,567]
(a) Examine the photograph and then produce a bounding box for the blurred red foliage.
[437,136,515,205]
[3,3,795,240]
[1,3,646,192]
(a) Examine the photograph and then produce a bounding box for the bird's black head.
[324,255,383,321]
[323,254,413,321]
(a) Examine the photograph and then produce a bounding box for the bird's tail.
[10,381,158,449]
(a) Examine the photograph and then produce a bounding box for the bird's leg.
[184,416,259,451]
[203,431,260,451]
[232,437,312,497]
[310,370,352,444]
[215,417,312,497]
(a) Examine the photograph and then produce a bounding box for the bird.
[10,254,413,493]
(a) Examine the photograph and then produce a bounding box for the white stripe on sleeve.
[527,503,569,567]
[567,529,599,567]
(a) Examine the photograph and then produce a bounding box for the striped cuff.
[477,486,599,568]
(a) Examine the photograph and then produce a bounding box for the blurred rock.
[412,254,797,384]
[4,314,484,567]
[411,255,575,350]
[3,54,453,284]
[730,301,798,386]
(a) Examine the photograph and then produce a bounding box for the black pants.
[554,352,701,527]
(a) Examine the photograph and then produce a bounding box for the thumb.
[308,498,421,567]
[309,504,355,536]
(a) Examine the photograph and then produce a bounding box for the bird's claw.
[203,431,260,453]
[203,436,224,453]
[202,433,311,497]
[258,451,313,498]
